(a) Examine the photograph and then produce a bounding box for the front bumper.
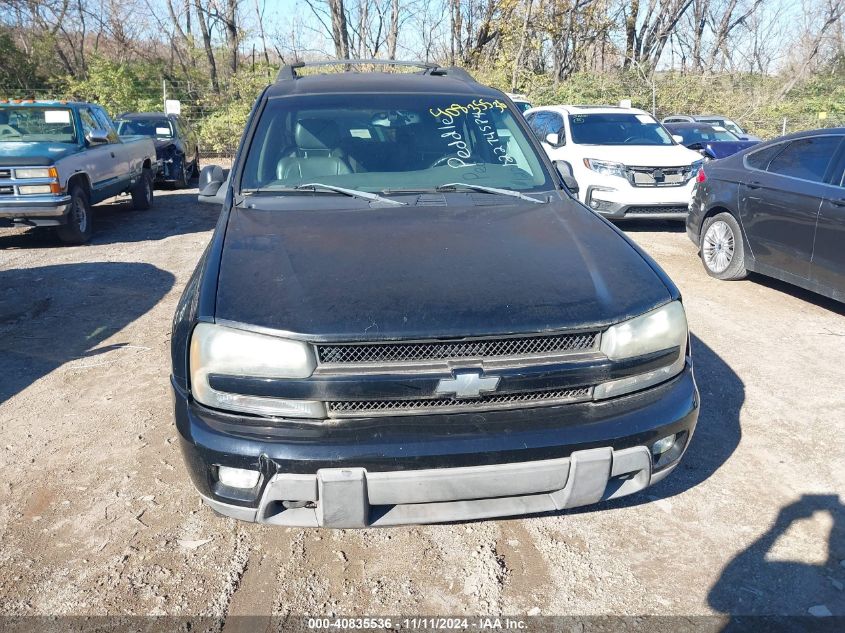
[584,183,694,220]
[0,194,71,225]
[173,365,699,527]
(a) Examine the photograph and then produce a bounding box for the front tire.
[174,155,189,189]
[131,169,154,210]
[700,212,747,280]
[56,185,94,244]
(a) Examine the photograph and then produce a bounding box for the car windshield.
[0,107,77,144]
[673,126,739,144]
[116,118,173,138]
[568,113,674,146]
[240,93,553,194]
[699,118,744,136]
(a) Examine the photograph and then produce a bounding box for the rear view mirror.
[198,164,228,204]
[554,160,579,195]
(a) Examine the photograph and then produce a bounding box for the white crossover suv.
[525,105,704,220]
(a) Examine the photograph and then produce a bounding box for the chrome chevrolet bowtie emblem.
[435,371,500,399]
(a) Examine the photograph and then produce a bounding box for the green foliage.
[64,57,163,116]
[0,30,43,87]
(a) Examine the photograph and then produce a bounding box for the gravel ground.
[0,185,843,623]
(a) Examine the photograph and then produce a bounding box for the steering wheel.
[0,124,22,139]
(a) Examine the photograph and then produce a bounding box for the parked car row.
[521,101,844,303]
[0,100,157,243]
[0,100,202,244]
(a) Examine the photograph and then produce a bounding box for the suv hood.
[215,199,672,341]
[574,143,702,167]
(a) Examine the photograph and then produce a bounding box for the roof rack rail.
[276,59,475,83]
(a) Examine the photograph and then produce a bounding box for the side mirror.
[198,164,229,204]
[86,129,110,145]
[554,160,579,195]
[672,134,685,144]
[545,132,563,147]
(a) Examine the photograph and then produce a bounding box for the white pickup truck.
[525,105,704,220]
[0,100,158,243]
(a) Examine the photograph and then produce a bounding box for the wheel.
[700,212,747,280]
[56,185,94,244]
[131,169,154,210]
[174,156,189,189]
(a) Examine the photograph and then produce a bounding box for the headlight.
[583,158,627,179]
[189,323,324,418]
[594,301,688,399]
[15,167,55,179]
[18,184,53,195]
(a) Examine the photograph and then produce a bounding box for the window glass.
[240,93,553,193]
[92,108,118,142]
[528,112,551,138]
[79,108,99,138]
[568,113,673,145]
[767,136,842,182]
[0,107,77,143]
[116,118,174,138]
[745,143,785,170]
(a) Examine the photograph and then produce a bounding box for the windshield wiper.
[295,183,406,206]
[435,183,544,204]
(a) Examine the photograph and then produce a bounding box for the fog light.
[217,466,260,489]
[651,434,676,456]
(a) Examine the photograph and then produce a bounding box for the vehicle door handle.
[747,181,762,189]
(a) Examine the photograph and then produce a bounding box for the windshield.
[699,118,744,136]
[513,101,532,113]
[240,93,553,194]
[672,125,739,144]
[0,107,77,144]
[116,118,173,138]
[568,113,674,146]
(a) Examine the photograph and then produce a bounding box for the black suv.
[171,60,699,528]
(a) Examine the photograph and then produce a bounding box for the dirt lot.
[0,186,843,624]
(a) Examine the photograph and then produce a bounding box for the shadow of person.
[0,262,175,405]
[709,494,845,626]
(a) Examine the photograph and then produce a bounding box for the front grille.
[0,169,10,179]
[327,386,592,417]
[316,332,599,365]
[0,185,13,195]
[626,165,691,188]
[626,206,688,215]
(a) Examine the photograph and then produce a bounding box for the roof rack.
[276,59,475,83]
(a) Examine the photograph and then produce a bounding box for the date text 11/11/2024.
[306,618,529,630]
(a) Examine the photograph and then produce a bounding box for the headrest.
[295,119,342,151]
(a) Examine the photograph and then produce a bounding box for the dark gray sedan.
[687,128,845,303]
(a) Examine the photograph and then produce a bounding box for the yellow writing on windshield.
[429,99,508,119]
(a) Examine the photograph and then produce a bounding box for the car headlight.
[583,158,627,179]
[18,184,53,195]
[594,301,688,400]
[15,167,56,179]
[189,323,324,418]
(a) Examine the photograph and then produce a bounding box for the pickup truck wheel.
[56,185,94,244]
[700,212,748,280]
[131,169,154,210]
